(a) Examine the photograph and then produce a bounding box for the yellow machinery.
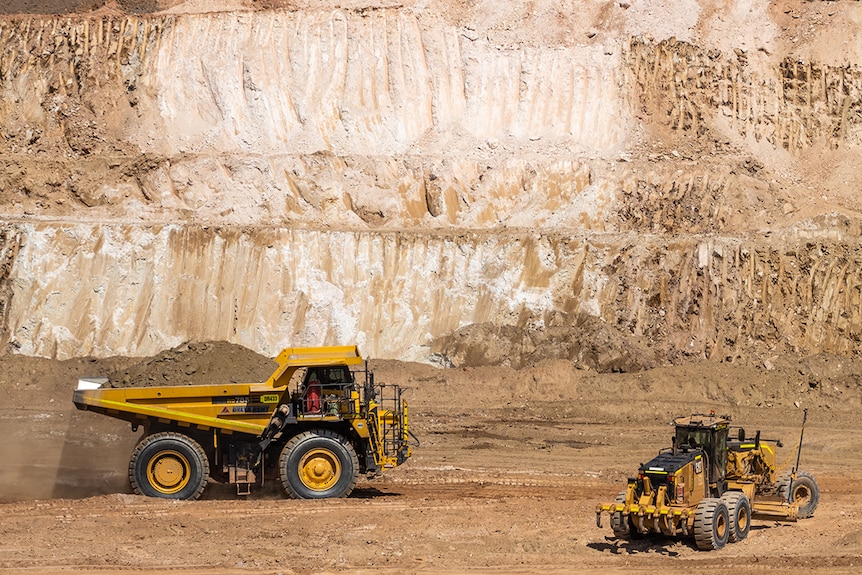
[73,345,415,500]
[596,411,818,550]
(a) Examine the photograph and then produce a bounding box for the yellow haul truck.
[596,411,818,550]
[73,346,414,500]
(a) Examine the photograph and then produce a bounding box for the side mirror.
[738,428,746,442]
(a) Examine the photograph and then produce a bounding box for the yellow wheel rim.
[737,506,749,532]
[147,450,191,495]
[793,484,811,507]
[298,448,341,492]
[716,511,727,540]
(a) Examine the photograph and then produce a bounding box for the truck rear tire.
[693,498,730,550]
[279,429,359,499]
[720,491,751,542]
[129,432,209,500]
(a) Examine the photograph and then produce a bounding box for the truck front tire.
[279,430,359,499]
[129,432,209,500]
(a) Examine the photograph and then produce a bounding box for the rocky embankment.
[0,1,861,370]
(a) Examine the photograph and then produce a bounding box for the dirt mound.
[0,341,277,403]
[103,341,277,387]
[431,314,659,373]
[0,353,134,405]
[365,350,862,443]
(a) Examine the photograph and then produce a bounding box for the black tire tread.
[129,431,209,501]
[720,491,751,542]
[610,491,630,538]
[693,498,730,551]
[278,429,359,499]
[777,470,820,518]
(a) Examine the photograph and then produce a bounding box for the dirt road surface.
[1,346,860,574]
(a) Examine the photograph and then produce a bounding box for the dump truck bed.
[72,345,365,437]
[73,382,281,436]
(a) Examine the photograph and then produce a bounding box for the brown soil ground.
[1,343,860,574]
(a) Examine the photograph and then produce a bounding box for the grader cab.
[596,411,819,550]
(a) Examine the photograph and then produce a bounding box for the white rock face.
[3,224,599,359]
[112,10,628,156]
[4,221,862,364]
[1,2,861,365]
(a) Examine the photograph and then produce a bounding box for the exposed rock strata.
[1,3,861,368]
[2,222,860,367]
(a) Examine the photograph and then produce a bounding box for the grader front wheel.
[778,471,820,518]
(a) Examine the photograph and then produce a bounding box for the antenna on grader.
[794,408,808,474]
[789,408,808,504]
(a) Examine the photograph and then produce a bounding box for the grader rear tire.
[279,430,359,499]
[693,498,730,550]
[720,491,751,542]
[129,432,209,500]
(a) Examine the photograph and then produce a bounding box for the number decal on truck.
[212,396,250,405]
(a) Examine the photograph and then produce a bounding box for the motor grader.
[596,410,819,550]
[73,345,415,500]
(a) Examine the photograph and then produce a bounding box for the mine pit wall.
[0,12,627,158]
[1,11,862,364]
[626,38,862,151]
[3,14,862,232]
[2,13,859,165]
[1,223,860,363]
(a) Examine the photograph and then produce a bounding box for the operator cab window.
[677,428,711,451]
[302,366,354,389]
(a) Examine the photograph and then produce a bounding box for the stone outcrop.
[1,2,861,369]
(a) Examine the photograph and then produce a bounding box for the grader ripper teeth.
[596,410,818,550]
[73,345,415,501]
